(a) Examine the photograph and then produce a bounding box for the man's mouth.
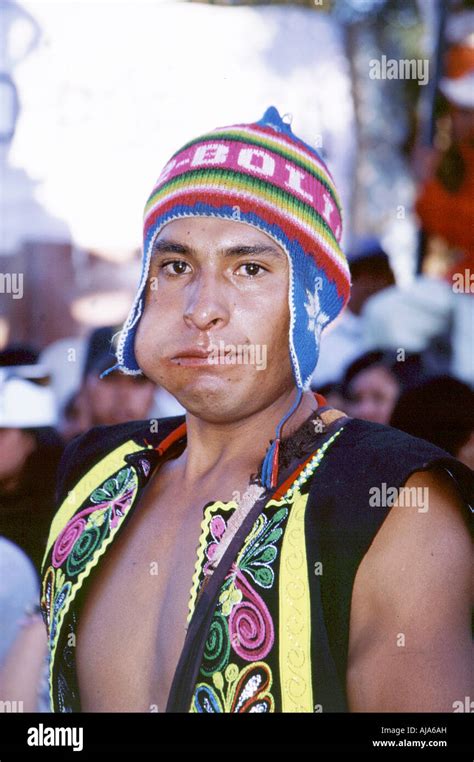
[169,346,214,367]
[170,344,235,367]
[172,347,211,359]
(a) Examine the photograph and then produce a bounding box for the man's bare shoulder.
[347,467,472,711]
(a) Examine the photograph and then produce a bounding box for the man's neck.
[170,389,319,485]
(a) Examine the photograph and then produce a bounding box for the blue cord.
[261,388,304,489]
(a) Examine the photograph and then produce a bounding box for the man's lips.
[172,347,211,359]
[169,346,214,367]
[169,345,235,366]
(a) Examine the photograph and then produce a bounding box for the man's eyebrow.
[151,239,285,259]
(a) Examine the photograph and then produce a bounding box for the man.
[40,107,472,714]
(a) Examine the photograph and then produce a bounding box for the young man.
[40,107,472,714]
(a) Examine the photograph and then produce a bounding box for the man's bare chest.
[74,470,243,711]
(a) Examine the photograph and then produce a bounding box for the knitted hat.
[107,106,351,487]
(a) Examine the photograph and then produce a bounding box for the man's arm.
[346,467,472,712]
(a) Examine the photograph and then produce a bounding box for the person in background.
[415,8,474,276]
[341,350,426,425]
[311,238,395,388]
[72,326,183,432]
[59,326,185,441]
[0,537,50,712]
[364,12,474,387]
[0,349,63,575]
[82,340,157,428]
[390,376,474,470]
[60,387,91,443]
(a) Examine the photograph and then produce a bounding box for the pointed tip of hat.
[258,105,293,135]
[261,105,282,122]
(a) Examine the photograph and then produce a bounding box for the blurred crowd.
[310,239,473,471]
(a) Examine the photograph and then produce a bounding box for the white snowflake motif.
[304,284,330,343]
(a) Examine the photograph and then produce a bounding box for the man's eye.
[161,260,191,276]
[236,262,267,278]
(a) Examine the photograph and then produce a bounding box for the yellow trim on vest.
[187,500,237,624]
[41,440,148,570]
[278,487,313,712]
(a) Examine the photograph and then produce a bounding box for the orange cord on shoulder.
[155,422,187,455]
[313,391,327,407]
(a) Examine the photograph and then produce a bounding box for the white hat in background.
[0,365,58,428]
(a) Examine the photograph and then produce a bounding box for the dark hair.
[62,390,81,419]
[315,381,344,398]
[23,426,64,450]
[12,426,64,497]
[0,344,39,366]
[83,326,118,380]
[349,254,394,283]
[341,350,427,399]
[390,375,474,456]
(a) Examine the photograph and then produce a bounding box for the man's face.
[346,366,399,425]
[0,428,36,487]
[134,217,293,423]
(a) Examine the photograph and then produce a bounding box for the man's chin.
[168,379,256,423]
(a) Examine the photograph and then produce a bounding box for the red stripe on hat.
[250,122,340,190]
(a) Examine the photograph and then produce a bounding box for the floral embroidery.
[51,467,137,575]
[193,662,274,713]
[42,465,138,660]
[204,514,228,575]
[41,565,70,648]
[190,506,288,712]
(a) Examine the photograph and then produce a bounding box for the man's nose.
[183,273,230,332]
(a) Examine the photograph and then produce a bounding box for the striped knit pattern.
[142,123,347,296]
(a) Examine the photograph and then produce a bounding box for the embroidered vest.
[40,415,473,713]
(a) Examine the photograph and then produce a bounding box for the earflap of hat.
[115,210,185,375]
[288,242,346,390]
